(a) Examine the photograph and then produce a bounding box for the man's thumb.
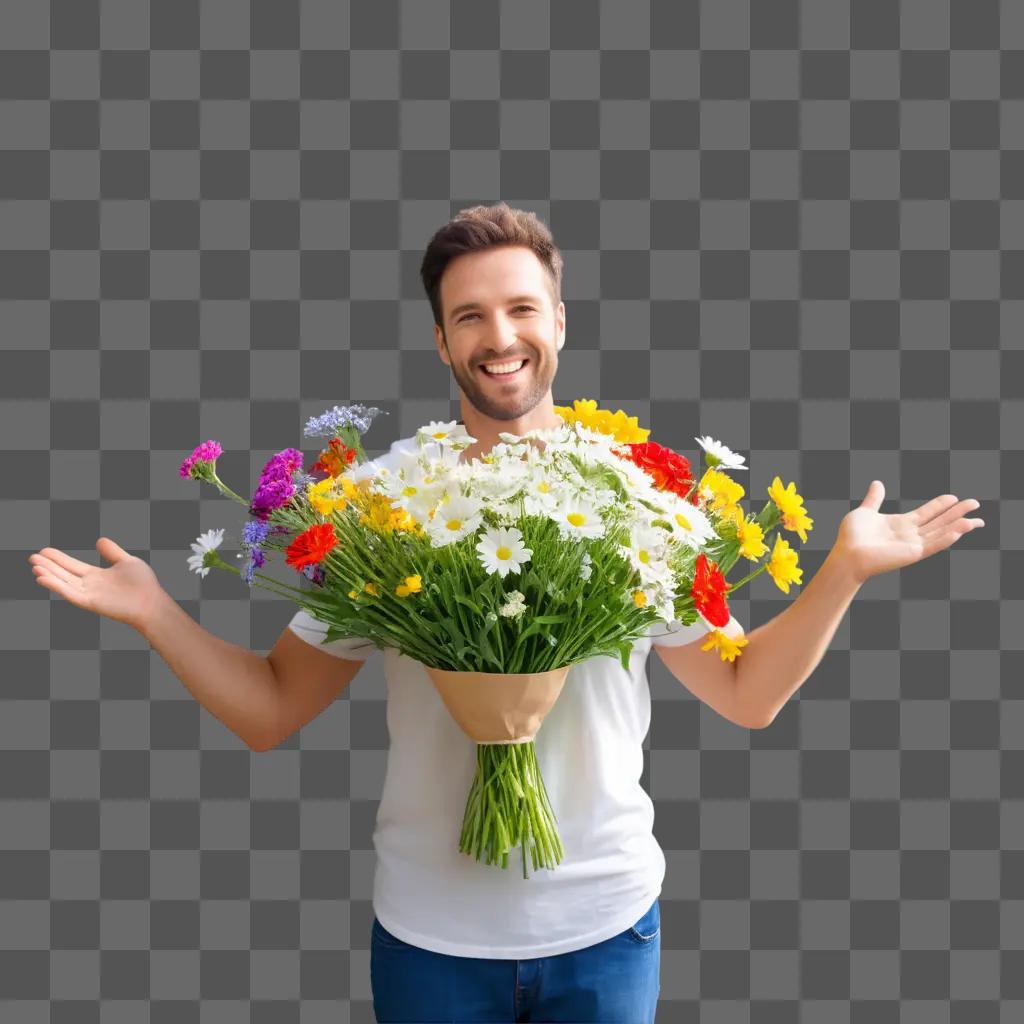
[96,537,129,562]
[860,479,885,512]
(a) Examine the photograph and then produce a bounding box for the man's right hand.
[29,537,167,633]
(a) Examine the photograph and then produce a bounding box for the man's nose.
[485,315,524,349]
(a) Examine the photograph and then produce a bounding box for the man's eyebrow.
[448,294,545,321]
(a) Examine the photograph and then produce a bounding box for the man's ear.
[434,324,450,365]
[556,301,565,350]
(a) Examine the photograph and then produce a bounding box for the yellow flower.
[701,468,745,513]
[358,492,420,535]
[632,589,647,608]
[553,398,650,444]
[767,476,814,543]
[363,582,379,596]
[737,518,768,560]
[389,506,419,533]
[717,503,746,529]
[395,574,422,598]
[307,477,348,516]
[348,589,359,599]
[701,629,749,663]
[765,533,803,594]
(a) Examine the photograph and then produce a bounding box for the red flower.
[311,438,357,479]
[620,441,695,501]
[286,522,338,572]
[691,552,730,628]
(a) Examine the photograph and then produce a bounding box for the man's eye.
[457,306,534,324]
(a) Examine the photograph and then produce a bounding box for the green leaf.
[476,625,503,671]
[617,641,632,673]
[453,591,484,618]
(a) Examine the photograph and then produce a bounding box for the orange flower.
[311,438,357,479]
[285,522,338,572]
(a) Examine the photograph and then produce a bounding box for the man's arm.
[730,547,863,730]
[653,615,752,729]
[262,627,367,752]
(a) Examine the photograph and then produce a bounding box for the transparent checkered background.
[1,0,1017,1020]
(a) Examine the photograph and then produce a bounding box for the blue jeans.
[370,897,661,1023]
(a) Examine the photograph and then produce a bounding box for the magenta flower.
[249,447,306,521]
[179,440,223,479]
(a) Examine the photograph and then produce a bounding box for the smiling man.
[337,203,691,1022]
[30,200,983,1021]
[427,210,568,461]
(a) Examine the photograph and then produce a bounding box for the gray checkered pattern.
[1,0,1013,1020]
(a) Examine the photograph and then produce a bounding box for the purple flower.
[242,520,272,547]
[302,563,326,586]
[304,404,385,438]
[179,440,223,480]
[249,448,305,520]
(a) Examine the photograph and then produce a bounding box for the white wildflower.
[476,526,532,579]
[424,493,484,546]
[186,528,225,579]
[695,435,747,471]
[499,590,528,619]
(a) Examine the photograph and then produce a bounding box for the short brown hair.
[420,202,563,331]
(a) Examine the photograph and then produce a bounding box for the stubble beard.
[444,336,557,422]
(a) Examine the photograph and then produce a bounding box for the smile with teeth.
[479,358,529,377]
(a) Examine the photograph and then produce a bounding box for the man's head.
[420,203,565,422]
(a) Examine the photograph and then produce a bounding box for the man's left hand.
[832,480,985,585]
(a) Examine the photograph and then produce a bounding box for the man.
[30,202,984,1022]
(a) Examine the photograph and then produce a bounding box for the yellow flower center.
[432,431,447,439]
[496,545,512,561]
[567,512,586,527]
[538,481,550,493]
[633,590,647,607]
[639,549,649,564]
[402,485,418,497]
[675,512,691,530]
[446,519,462,531]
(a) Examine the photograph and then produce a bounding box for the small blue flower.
[304,403,387,438]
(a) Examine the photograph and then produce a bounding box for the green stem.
[725,560,770,593]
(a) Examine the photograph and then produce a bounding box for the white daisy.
[476,526,532,579]
[378,463,445,519]
[660,493,717,548]
[425,494,484,546]
[186,528,225,578]
[550,494,606,541]
[695,435,747,471]
[623,525,674,587]
[521,471,563,516]
[417,420,460,444]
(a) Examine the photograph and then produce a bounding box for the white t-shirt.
[285,436,724,959]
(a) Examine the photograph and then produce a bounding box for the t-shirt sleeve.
[648,614,743,648]
[287,608,378,661]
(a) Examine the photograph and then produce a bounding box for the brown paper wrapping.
[423,665,571,744]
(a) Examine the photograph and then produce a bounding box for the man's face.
[433,246,565,422]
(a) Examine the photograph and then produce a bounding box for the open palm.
[836,481,985,585]
[28,537,164,630]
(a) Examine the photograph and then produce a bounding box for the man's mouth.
[478,357,530,380]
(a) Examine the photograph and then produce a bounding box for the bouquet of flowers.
[181,399,813,878]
